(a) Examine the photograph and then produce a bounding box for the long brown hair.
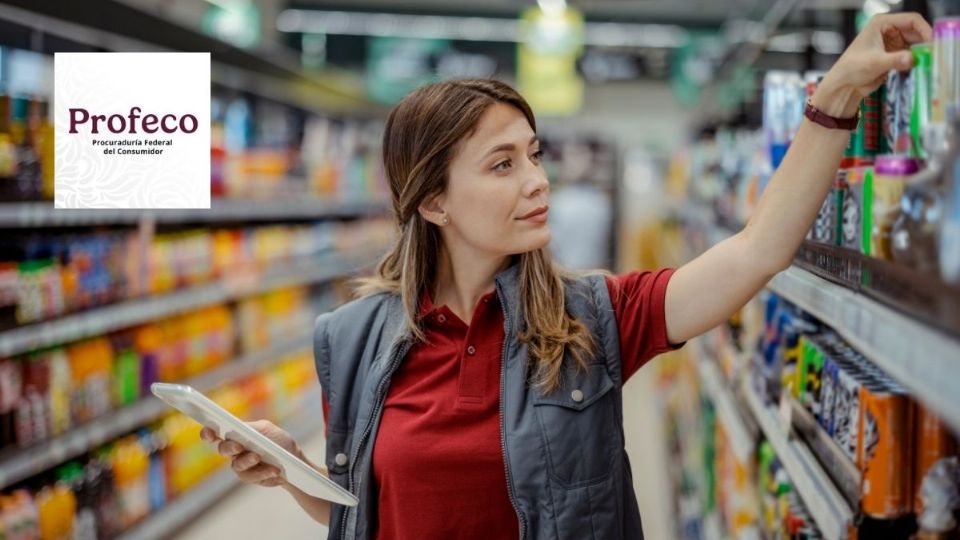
[354,79,595,394]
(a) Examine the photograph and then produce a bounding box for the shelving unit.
[768,266,960,435]
[0,198,388,228]
[0,250,378,358]
[116,397,323,540]
[741,375,854,540]
[0,332,312,489]
[695,354,756,464]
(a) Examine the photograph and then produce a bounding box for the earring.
[442,215,450,225]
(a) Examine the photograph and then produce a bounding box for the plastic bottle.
[110,331,140,408]
[88,338,114,419]
[47,348,72,436]
[0,95,20,202]
[184,311,208,377]
[33,99,54,200]
[941,107,960,283]
[70,463,98,540]
[9,97,40,200]
[113,436,150,527]
[134,324,162,397]
[0,360,22,449]
[142,428,167,512]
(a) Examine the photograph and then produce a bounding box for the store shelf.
[0,250,378,357]
[741,376,854,540]
[696,357,756,465]
[0,198,389,228]
[0,332,312,489]
[117,403,322,540]
[768,266,960,435]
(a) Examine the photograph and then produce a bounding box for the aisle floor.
[176,359,673,539]
[176,433,329,539]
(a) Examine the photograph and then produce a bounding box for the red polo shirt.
[320,269,677,539]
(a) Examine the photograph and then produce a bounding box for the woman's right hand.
[200,420,302,488]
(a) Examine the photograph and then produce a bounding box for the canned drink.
[871,156,920,259]
[841,167,873,253]
[914,405,957,514]
[857,381,915,518]
[833,361,866,462]
[800,337,826,416]
[811,170,845,245]
[839,157,874,169]
[883,69,912,155]
[845,90,882,160]
[818,352,839,432]
[932,18,960,127]
[911,43,933,160]
[782,323,804,399]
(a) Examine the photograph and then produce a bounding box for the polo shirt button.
[467,345,476,355]
[437,314,446,323]
[571,389,584,403]
[334,453,348,466]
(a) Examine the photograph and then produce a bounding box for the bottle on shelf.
[941,106,960,284]
[0,94,20,202]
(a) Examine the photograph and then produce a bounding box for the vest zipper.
[496,281,527,540]
[340,339,412,540]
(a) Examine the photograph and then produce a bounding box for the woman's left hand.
[812,12,934,118]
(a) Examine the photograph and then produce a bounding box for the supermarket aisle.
[178,432,329,539]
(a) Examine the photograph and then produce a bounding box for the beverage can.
[800,337,826,416]
[857,381,914,518]
[914,404,957,514]
[883,69,912,155]
[842,167,873,254]
[911,43,933,160]
[818,351,839,433]
[811,170,845,245]
[845,90,881,160]
[833,360,865,462]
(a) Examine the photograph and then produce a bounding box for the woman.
[202,12,932,539]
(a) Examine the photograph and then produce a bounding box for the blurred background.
[0,0,959,539]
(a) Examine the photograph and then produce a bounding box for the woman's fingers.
[878,13,933,46]
[231,451,262,473]
[199,427,219,443]
[218,439,244,457]
[198,427,285,488]
[237,462,284,485]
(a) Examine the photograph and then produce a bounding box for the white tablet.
[151,383,358,507]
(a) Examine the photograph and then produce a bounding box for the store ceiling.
[291,0,771,26]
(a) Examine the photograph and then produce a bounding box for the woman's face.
[426,103,551,258]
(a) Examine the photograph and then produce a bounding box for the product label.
[54,53,211,209]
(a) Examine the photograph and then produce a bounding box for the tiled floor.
[176,358,674,539]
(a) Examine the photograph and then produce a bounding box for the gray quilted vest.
[313,263,644,539]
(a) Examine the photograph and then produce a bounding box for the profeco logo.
[68,107,199,134]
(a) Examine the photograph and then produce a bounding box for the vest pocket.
[533,363,619,487]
